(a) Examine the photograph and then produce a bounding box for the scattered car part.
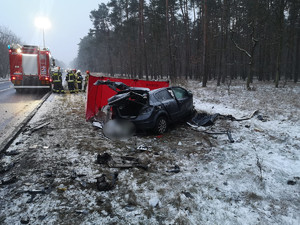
[166,165,180,173]
[96,172,118,191]
[25,122,50,134]
[96,153,148,170]
[137,144,150,151]
[1,175,17,185]
[92,121,103,129]
[188,123,235,143]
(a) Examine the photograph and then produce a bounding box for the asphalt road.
[0,81,49,149]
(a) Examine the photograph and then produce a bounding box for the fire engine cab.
[8,44,54,92]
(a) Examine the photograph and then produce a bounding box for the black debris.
[38,215,47,221]
[97,153,112,164]
[257,115,267,122]
[287,180,297,185]
[167,165,180,173]
[96,153,148,170]
[5,150,20,156]
[44,171,53,177]
[1,175,17,185]
[191,113,219,127]
[182,191,194,199]
[20,217,30,224]
[96,172,118,191]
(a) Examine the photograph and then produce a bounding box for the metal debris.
[96,172,118,191]
[167,165,180,173]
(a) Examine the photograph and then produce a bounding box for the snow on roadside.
[0,80,299,225]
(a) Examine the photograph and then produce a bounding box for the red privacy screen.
[85,74,169,121]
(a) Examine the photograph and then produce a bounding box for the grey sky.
[0,0,109,66]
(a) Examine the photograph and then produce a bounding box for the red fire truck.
[8,44,54,92]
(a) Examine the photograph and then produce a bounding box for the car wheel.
[154,116,168,134]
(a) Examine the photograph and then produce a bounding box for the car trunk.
[109,91,149,118]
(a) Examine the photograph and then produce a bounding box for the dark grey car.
[103,83,194,134]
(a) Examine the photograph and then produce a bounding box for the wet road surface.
[0,81,49,150]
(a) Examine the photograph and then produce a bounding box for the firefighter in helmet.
[52,67,64,93]
[76,70,83,92]
[66,69,75,93]
[84,70,90,92]
[73,69,78,93]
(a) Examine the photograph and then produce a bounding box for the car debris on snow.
[96,153,148,169]
[75,209,89,215]
[5,149,20,156]
[96,172,118,191]
[166,165,180,173]
[181,191,194,199]
[1,175,17,185]
[92,121,103,129]
[24,122,50,134]
[187,110,259,143]
[136,144,150,151]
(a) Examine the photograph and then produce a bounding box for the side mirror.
[52,58,56,67]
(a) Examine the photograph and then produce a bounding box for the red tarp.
[85,75,169,121]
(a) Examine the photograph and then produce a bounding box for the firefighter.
[76,70,83,92]
[73,69,78,93]
[51,67,64,93]
[66,69,75,93]
[84,70,90,92]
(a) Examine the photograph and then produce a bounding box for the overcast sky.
[0,0,109,66]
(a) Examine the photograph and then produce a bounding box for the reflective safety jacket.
[85,74,89,82]
[52,72,62,82]
[77,74,83,83]
[66,73,75,82]
[74,73,78,83]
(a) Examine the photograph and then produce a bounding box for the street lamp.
[34,17,51,49]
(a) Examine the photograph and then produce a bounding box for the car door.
[154,89,180,121]
[170,87,193,118]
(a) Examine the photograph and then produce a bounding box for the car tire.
[154,116,168,134]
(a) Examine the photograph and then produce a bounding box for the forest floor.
[0,80,299,225]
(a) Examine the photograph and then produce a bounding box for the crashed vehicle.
[94,80,194,134]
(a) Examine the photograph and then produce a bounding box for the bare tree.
[230,22,258,90]
[0,26,21,78]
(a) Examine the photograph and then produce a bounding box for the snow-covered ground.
[0,80,299,225]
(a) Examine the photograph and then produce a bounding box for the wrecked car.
[94,80,194,134]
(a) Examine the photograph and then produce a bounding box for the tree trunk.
[202,0,208,87]
[275,0,285,88]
